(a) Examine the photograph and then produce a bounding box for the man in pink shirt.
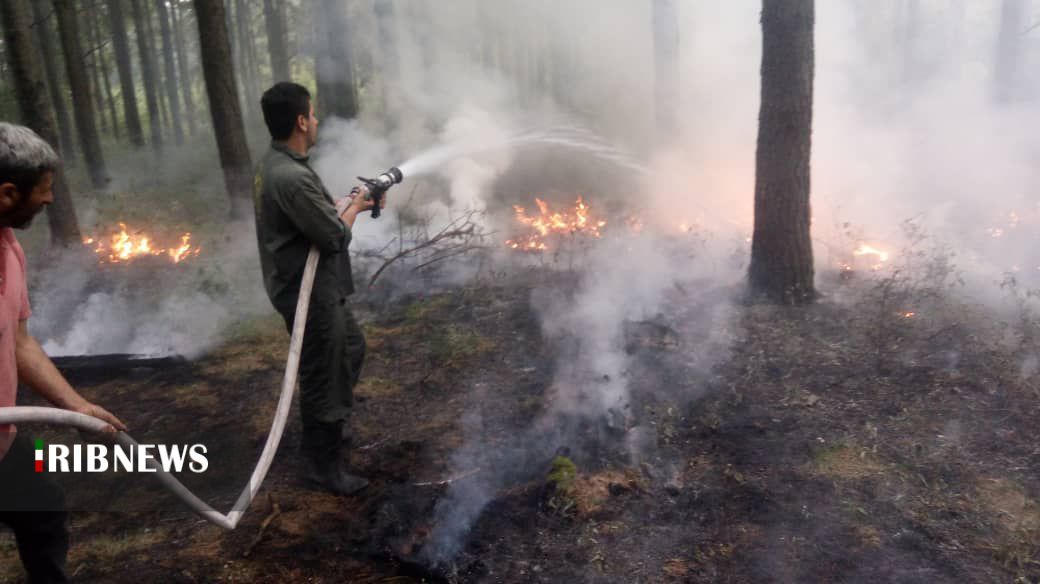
[0,123,125,583]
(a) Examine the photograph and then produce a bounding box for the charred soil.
[1,276,1038,583]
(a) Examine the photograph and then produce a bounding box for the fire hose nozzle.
[357,167,404,219]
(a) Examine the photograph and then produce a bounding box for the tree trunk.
[53,0,109,188]
[143,0,171,134]
[108,0,145,147]
[233,0,260,118]
[653,0,680,138]
[91,5,121,140]
[0,0,82,246]
[30,0,77,164]
[131,0,162,150]
[748,0,815,305]
[155,0,184,144]
[84,0,110,137]
[994,0,1024,104]
[193,0,253,219]
[315,0,358,119]
[171,0,197,135]
[263,0,290,82]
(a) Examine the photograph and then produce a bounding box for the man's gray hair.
[0,123,60,194]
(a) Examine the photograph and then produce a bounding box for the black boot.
[305,451,369,496]
[304,422,368,496]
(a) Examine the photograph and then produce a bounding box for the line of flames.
[83,223,201,264]
[505,196,607,252]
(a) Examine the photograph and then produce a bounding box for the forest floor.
[1,268,1039,583]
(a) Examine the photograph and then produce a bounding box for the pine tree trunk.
[108,0,145,147]
[193,0,253,219]
[994,0,1024,104]
[263,0,290,82]
[155,0,184,144]
[84,0,110,137]
[30,0,77,164]
[53,0,109,188]
[0,0,82,246]
[653,0,680,137]
[748,0,816,305]
[315,0,358,119]
[171,1,197,135]
[130,0,163,150]
[233,0,259,119]
[92,5,121,140]
[142,0,171,134]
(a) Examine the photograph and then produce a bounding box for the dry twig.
[243,493,282,557]
[413,467,481,487]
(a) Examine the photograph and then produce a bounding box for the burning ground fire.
[505,196,607,251]
[83,223,201,263]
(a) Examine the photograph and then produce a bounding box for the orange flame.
[506,196,607,252]
[84,223,201,264]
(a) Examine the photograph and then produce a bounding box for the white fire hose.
[0,246,322,530]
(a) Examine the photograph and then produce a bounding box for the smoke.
[29,220,270,359]
[19,0,1040,566]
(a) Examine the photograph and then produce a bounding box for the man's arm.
[278,174,351,252]
[15,320,125,432]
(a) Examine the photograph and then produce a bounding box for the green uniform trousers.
[280,297,366,455]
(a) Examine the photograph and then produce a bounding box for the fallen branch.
[413,467,481,487]
[243,494,282,557]
[368,210,488,288]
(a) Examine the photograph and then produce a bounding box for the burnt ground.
[1,272,1039,583]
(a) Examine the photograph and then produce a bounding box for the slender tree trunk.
[193,0,253,218]
[653,0,680,138]
[130,0,163,150]
[53,0,109,188]
[315,0,358,119]
[156,0,184,144]
[84,1,110,137]
[263,0,290,82]
[748,0,816,305]
[994,0,1024,104]
[143,0,172,134]
[233,0,259,118]
[171,1,197,135]
[92,5,121,140]
[108,0,144,147]
[30,0,77,164]
[0,0,82,246]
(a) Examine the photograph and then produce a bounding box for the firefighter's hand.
[72,402,127,434]
[348,186,376,212]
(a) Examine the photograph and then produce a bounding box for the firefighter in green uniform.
[254,82,382,496]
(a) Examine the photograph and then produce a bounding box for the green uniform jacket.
[254,142,355,315]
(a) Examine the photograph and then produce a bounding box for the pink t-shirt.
[0,228,32,461]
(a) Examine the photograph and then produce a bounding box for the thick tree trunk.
[156,0,184,144]
[0,0,82,246]
[263,0,290,82]
[653,0,680,138]
[53,0,109,188]
[130,0,163,150]
[315,0,358,119]
[171,1,197,135]
[108,0,145,147]
[193,0,253,219]
[30,0,77,164]
[994,0,1024,104]
[748,0,816,305]
[91,6,121,140]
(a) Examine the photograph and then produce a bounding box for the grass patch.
[812,444,887,481]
